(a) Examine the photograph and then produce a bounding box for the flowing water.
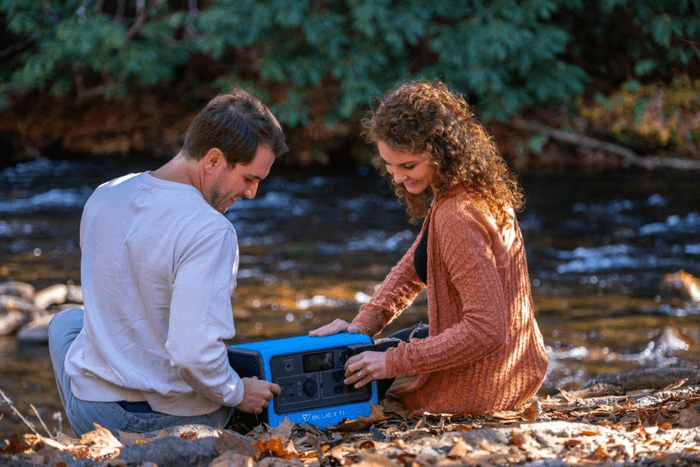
[1,157,699,438]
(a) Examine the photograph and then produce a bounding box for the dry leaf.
[477,440,494,452]
[521,401,541,420]
[209,450,255,467]
[269,417,294,442]
[357,440,375,450]
[380,395,411,420]
[354,451,400,466]
[1,434,30,455]
[117,429,167,446]
[661,379,687,391]
[510,432,523,447]
[558,388,575,402]
[594,446,608,459]
[23,437,65,465]
[254,437,298,460]
[331,403,388,432]
[673,406,700,428]
[447,439,470,458]
[215,430,258,457]
[396,452,417,464]
[78,424,122,459]
[489,410,520,421]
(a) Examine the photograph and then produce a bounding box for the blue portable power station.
[227,333,377,428]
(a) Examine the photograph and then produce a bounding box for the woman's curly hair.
[361,80,523,226]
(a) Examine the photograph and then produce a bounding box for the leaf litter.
[2,382,700,466]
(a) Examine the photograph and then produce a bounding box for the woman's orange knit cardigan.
[352,187,548,415]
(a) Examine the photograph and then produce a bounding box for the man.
[48,89,287,436]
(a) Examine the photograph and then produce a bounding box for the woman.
[310,79,548,416]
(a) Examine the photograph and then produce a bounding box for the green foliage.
[194,0,592,122]
[580,74,700,153]
[0,0,193,107]
[0,0,698,127]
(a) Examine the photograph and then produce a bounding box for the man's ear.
[202,148,226,173]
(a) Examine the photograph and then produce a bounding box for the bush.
[1,0,698,130]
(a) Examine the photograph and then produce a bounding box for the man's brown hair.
[184,88,288,166]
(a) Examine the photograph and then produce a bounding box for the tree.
[1,0,698,128]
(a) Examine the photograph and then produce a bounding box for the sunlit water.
[1,157,699,437]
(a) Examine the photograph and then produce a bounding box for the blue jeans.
[48,308,235,437]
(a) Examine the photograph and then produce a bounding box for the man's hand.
[235,377,281,414]
[343,351,388,388]
[309,318,363,337]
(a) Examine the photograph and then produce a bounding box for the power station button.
[302,378,317,397]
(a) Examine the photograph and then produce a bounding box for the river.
[1,157,699,438]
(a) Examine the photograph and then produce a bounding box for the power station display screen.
[303,351,334,373]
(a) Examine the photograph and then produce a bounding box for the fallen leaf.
[117,429,167,446]
[254,437,298,460]
[510,430,525,447]
[331,403,388,432]
[447,439,470,458]
[0,434,30,454]
[215,430,258,457]
[521,401,541,420]
[269,417,294,442]
[209,450,255,467]
[357,440,375,450]
[661,379,687,391]
[558,388,575,402]
[477,440,494,452]
[78,424,122,459]
[675,407,700,428]
[354,451,400,466]
[594,446,608,459]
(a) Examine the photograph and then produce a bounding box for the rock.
[0,281,35,299]
[580,367,700,391]
[662,269,700,303]
[17,314,55,344]
[116,435,219,467]
[0,310,28,335]
[0,295,35,313]
[33,284,83,311]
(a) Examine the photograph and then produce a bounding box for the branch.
[73,61,117,103]
[123,0,169,43]
[123,0,149,43]
[0,389,41,437]
[0,34,37,60]
[185,0,200,36]
[115,0,125,25]
[510,117,700,171]
[31,404,56,440]
[540,384,700,413]
[93,0,105,14]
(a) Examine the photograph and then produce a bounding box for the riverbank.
[2,375,700,467]
[2,84,699,174]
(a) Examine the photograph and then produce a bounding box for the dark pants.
[375,323,429,400]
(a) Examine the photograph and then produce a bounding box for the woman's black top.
[413,220,429,284]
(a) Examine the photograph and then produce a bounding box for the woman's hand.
[309,318,363,337]
[344,351,388,388]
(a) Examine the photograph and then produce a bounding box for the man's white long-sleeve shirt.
[65,172,245,416]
